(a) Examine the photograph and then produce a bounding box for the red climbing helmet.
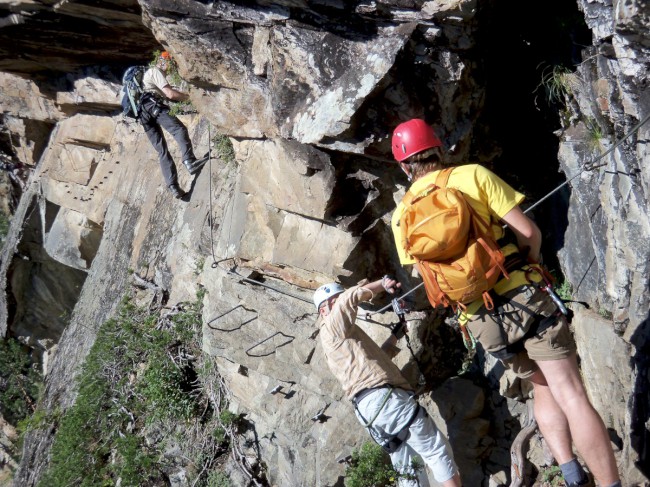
[391,119,442,162]
[160,51,172,60]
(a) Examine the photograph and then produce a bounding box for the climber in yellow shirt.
[389,118,620,487]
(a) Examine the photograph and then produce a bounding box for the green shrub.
[599,308,613,320]
[0,209,10,243]
[113,433,156,486]
[206,470,231,487]
[219,409,240,427]
[139,351,198,422]
[540,464,564,486]
[39,294,207,486]
[535,64,572,106]
[169,100,195,117]
[584,116,605,151]
[555,279,573,302]
[345,442,423,487]
[212,134,235,164]
[0,338,42,424]
[213,426,227,444]
[345,443,399,487]
[16,408,51,435]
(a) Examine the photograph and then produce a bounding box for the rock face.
[0,0,649,486]
[0,0,158,75]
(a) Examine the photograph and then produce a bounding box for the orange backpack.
[399,167,509,311]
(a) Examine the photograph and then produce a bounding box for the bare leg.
[536,354,619,485]
[441,473,461,487]
[528,370,575,464]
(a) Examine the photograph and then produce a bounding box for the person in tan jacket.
[315,277,461,487]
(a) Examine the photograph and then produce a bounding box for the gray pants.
[140,97,194,188]
[355,388,458,486]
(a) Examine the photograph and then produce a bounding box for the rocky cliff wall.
[0,0,649,485]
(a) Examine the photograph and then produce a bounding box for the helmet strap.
[399,162,413,182]
[319,294,340,316]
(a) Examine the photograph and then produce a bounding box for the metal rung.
[206,304,258,332]
[245,331,295,357]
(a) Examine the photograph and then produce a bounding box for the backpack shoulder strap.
[401,167,454,207]
[434,167,454,188]
[401,183,439,207]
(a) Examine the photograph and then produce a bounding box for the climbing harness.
[352,385,422,454]
[352,386,394,427]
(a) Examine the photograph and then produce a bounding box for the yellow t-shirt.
[391,164,537,321]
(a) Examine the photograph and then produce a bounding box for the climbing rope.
[206,123,220,266]
[203,112,650,323]
[360,111,650,319]
[522,111,650,216]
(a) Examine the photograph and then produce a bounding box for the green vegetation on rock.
[344,442,421,487]
[0,338,42,425]
[37,292,234,487]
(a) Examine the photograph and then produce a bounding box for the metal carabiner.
[525,266,569,316]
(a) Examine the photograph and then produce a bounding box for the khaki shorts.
[466,284,576,379]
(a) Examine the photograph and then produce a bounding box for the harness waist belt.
[352,385,390,405]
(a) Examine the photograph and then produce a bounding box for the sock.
[560,458,589,486]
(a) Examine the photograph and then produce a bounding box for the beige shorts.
[465,284,576,379]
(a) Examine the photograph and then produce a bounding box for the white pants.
[354,387,458,486]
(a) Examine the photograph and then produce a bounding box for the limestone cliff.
[0,0,648,486]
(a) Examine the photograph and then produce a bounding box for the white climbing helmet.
[313,282,344,310]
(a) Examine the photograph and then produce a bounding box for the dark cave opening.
[476,0,590,186]
[474,0,592,269]
[470,0,591,274]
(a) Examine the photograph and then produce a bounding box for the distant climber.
[314,276,461,487]
[389,118,621,487]
[140,51,205,199]
[0,153,28,191]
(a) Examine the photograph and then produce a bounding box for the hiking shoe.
[182,157,197,172]
[168,185,186,199]
[183,156,208,175]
